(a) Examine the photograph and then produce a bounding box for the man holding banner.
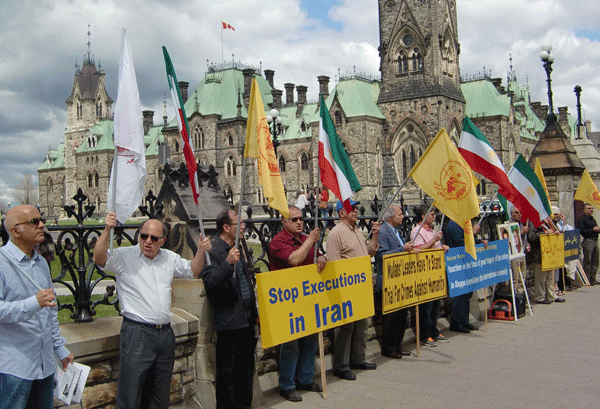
[576,203,600,285]
[269,206,326,402]
[327,199,380,380]
[411,205,449,347]
[527,222,565,304]
[375,204,414,359]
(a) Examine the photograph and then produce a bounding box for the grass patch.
[57,295,119,324]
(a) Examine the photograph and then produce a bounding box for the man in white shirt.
[94,212,210,409]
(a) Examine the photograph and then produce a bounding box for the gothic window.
[76,97,82,118]
[279,156,286,172]
[94,172,99,187]
[409,146,416,169]
[228,133,234,146]
[48,179,53,193]
[225,156,236,177]
[395,31,424,74]
[96,97,102,117]
[398,51,408,74]
[334,111,342,126]
[300,122,306,133]
[193,125,204,149]
[88,173,93,188]
[257,187,265,204]
[402,150,408,180]
[175,141,179,153]
[300,152,309,171]
[441,29,456,77]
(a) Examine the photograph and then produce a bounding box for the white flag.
[108,29,147,223]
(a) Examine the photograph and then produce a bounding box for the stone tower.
[377,0,465,201]
[63,29,113,201]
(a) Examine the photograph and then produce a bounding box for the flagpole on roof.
[221,21,224,63]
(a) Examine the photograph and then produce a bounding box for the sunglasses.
[14,217,46,227]
[289,217,304,222]
[139,233,164,243]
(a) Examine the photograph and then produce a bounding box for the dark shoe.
[449,325,470,334]
[554,298,566,303]
[536,300,552,304]
[398,349,411,356]
[334,369,356,380]
[465,323,479,331]
[349,362,377,370]
[382,350,403,359]
[421,338,437,347]
[296,382,322,392]
[280,388,302,402]
[592,281,600,286]
[434,334,450,343]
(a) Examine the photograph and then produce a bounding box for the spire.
[74,59,80,75]
[237,83,242,118]
[83,24,95,66]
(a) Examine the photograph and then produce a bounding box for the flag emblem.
[434,160,472,201]
[526,187,535,198]
[487,150,498,161]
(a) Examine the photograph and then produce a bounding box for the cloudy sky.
[1,0,599,207]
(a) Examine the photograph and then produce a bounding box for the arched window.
[300,152,309,171]
[409,146,416,169]
[334,111,342,126]
[94,172,99,188]
[395,32,424,74]
[402,150,408,180]
[225,156,236,177]
[88,173,93,188]
[48,179,53,193]
[300,122,306,133]
[228,133,234,146]
[193,125,204,149]
[174,141,179,153]
[76,98,82,118]
[96,97,102,117]
[398,50,408,74]
[279,156,286,172]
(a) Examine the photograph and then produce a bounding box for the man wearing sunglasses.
[201,209,258,409]
[94,212,211,409]
[327,199,380,381]
[269,206,327,402]
[0,205,74,409]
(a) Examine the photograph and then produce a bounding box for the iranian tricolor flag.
[506,155,551,227]
[162,46,199,204]
[458,117,517,202]
[318,94,361,213]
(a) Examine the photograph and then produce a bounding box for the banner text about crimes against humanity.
[445,240,511,297]
[382,249,447,314]
[256,256,374,349]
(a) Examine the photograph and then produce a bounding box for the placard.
[540,233,565,270]
[256,256,374,348]
[381,249,446,314]
[563,229,580,262]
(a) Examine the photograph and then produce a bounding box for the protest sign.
[541,233,565,270]
[563,229,580,262]
[381,249,446,314]
[445,240,511,297]
[256,256,373,349]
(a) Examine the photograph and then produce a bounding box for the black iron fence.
[0,190,506,323]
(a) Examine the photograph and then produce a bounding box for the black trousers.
[116,319,175,409]
[375,290,408,354]
[216,325,257,409]
[450,292,473,328]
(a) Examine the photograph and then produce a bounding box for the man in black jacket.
[576,203,600,285]
[201,209,258,409]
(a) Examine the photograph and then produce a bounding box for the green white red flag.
[506,155,551,227]
[162,46,199,204]
[318,95,361,213]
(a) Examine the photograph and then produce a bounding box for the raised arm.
[93,212,117,268]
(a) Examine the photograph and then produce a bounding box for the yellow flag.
[534,158,552,208]
[575,169,600,210]
[409,129,480,259]
[244,77,289,218]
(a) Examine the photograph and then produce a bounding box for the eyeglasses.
[139,233,164,243]
[14,217,46,227]
[289,217,304,222]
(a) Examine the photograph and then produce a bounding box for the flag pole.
[411,201,435,244]
[366,174,412,240]
[235,150,248,250]
[314,162,327,398]
[221,21,224,63]
[194,187,210,265]
[477,191,499,227]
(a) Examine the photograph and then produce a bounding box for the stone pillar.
[284,83,295,106]
[318,75,330,98]
[296,85,307,105]
[271,89,283,109]
[178,82,189,104]
[264,69,275,88]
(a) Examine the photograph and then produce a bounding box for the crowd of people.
[0,197,594,408]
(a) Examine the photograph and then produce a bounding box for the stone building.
[38,0,580,218]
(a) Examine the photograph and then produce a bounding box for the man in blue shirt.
[0,205,73,409]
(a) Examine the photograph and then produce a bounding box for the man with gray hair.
[375,204,414,358]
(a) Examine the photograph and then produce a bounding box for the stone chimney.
[242,68,255,98]
[178,82,189,104]
[264,69,275,88]
[558,106,569,136]
[296,85,307,105]
[142,110,154,135]
[284,83,295,106]
[318,75,330,98]
[271,89,283,109]
[490,78,503,93]
[530,102,548,122]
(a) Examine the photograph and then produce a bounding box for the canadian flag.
[222,22,235,31]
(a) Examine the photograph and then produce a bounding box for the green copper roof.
[324,78,384,119]
[145,126,165,156]
[38,142,65,171]
[76,120,115,153]
[173,69,273,125]
[461,80,511,118]
[278,103,319,142]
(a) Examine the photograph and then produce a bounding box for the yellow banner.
[574,169,600,211]
[540,233,565,271]
[256,256,374,348]
[382,249,447,313]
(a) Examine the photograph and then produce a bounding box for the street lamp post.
[574,85,583,139]
[540,44,556,123]
[266,108,283,157]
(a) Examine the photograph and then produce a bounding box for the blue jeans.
[279,334,319,391]
[0,373,54,409]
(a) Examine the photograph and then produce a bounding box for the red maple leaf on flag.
[222,22,235,31]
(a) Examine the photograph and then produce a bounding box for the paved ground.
[258,285,600,409]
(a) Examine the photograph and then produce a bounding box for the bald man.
[0,205,74,409]
[94,212,211,409]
